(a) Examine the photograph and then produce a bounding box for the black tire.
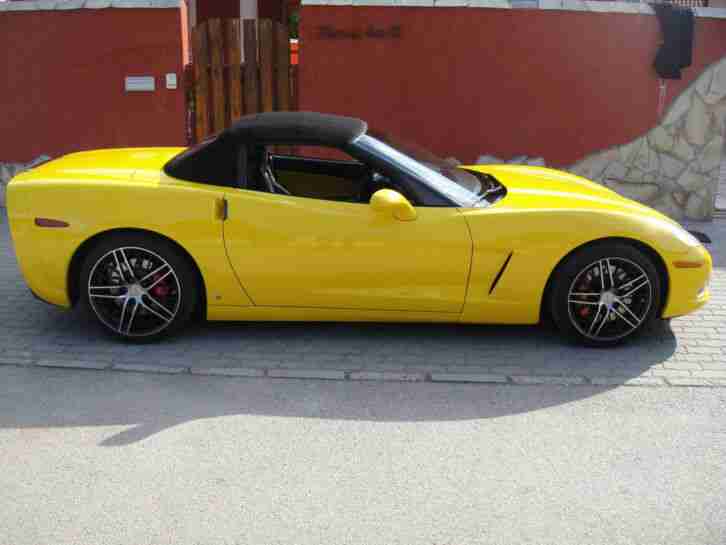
[79,233,199,342]
[549,242,662,347]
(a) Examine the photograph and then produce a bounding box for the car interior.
[163,132,421,205]
[242,144,413,204]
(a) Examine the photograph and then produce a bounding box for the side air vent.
[489,252,513,295]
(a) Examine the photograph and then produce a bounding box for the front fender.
[458,207,694,324]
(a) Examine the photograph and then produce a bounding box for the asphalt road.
[1,365,725,545]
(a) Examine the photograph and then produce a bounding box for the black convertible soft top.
[164,112,368,186]
[224,111,367,146]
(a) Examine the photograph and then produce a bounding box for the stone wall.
[568,57,726,221]
[0,156,50,208]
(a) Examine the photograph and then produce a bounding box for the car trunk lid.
[11,147,185,184]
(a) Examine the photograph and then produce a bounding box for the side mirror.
[370,189,417,222]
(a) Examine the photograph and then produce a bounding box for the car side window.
[268,145,369,203]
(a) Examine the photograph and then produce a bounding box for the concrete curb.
[268,368,346,380]
[510,375,588,386]
[430,372,508,383]
[36,359,110,370]
[349,370,426,381]
[191,367,266,378]
[112,363,189,374]
[2,359,726,387]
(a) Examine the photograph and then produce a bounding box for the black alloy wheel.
[79,234,198,341]
[550,243,662,347]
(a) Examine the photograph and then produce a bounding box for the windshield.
[354,134,482,207]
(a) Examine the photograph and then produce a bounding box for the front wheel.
[79,233,199,341]
[549,243,662,347]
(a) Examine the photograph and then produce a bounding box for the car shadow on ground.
[0,315,678,447]
[0,361,667,448]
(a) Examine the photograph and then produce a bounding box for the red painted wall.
[299,7,726,166]
[0,9,185,162]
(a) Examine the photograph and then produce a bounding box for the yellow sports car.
[7,112,712,346]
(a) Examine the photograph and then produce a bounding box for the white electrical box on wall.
[166,73,178,90]
[124,76,155,92]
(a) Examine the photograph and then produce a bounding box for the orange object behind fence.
[290,39,299,65]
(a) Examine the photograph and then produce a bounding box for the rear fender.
[7,178,251,309]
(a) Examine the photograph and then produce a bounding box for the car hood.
[464,164,677,224]
[13,147,185,183]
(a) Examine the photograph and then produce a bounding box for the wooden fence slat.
[191,23,210,141]
[208,19,226,134]
[258,19,275,113]
[183,64,195,144]
[243,19,260,115]
[225,19,243,124]
[274,22,291,113]
[189,17,294,140]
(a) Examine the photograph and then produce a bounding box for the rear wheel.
[549,243,662,347]
[79,233,198,341]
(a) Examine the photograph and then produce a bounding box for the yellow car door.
[222,190,472,313]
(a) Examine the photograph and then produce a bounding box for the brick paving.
[0,210,724,386]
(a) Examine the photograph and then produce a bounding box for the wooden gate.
[189,18,295,143]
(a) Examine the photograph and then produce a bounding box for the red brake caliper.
[151,274,170,298]
[577,281,591,317]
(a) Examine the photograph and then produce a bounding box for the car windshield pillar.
[352,135,479,207]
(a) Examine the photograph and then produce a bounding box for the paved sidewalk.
[0,210,724,387]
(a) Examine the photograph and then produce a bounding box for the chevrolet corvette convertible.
[7,112,712,346]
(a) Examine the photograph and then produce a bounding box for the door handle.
[215,197,228,221]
